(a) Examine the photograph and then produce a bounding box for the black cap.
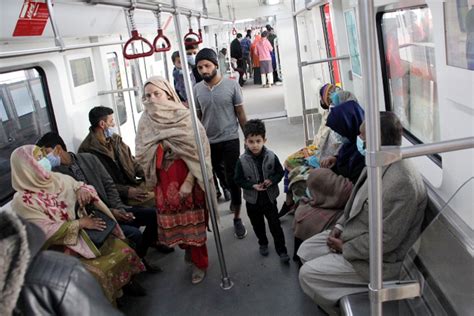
[195,48,219,66]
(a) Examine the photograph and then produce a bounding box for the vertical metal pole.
[172,3,233,290]
[291,0,310,145]
[358,1,383,315]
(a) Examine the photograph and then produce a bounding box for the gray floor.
[121,83,323,316]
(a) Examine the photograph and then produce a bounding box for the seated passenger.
[37,132,169,273]
[279,86,359,217]
[10,145,145,303]
[0,210,122,315]
[320,99,365,184]
[297,112,428,315]
[292,168,353,262]
[78,106,154,208]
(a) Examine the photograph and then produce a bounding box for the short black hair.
[89,106,113,128]
[171,51,180,63]
[185,38,199,50]
[36,132,67,151]
[261,31,268,38]
[380,112,403,146]
[236,33,242,38]
[244,119,266,139]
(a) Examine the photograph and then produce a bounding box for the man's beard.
[202,69,218,82]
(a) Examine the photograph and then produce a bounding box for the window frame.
[0,66,57,205]
[376,5,442,166]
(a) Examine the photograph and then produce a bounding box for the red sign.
[13,0,50,37]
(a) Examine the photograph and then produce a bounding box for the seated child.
[234,119,290,263]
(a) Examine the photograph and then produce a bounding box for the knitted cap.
[195,48,219,66]
[319,83,335,106]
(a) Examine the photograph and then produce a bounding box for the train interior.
[1,0,473,315]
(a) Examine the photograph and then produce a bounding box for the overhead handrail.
[122,8,154,59]
[183,14,201,45]
[197,14,203,42]
[152,8,171,52]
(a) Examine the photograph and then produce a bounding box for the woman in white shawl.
[135,76,216,284]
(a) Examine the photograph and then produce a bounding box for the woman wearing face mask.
[10,145,145,304]
[135,76,217,284]
[321,100,365,184]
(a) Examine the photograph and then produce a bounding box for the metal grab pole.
[46,0,65,49]
[172,5,233,290]
[358,1,383,315]
[291,0,310,145]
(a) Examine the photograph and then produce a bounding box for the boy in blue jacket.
[234,119,289,263]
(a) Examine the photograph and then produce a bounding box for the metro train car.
[0,0,473,315]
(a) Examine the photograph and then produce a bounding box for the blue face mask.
[330,92,340,106]
[37,157,52,172]
[357,135,366,156]
[187,55,195,66]
[104,127,115,138]
[46,152,61,168]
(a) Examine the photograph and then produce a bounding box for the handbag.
[75,203,117,248]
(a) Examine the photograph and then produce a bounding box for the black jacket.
[230,38,243,60]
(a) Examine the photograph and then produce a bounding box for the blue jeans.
[120,206,157,258]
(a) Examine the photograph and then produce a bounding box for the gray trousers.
[297,230,369,315]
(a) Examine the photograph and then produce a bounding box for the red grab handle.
[232,27,237,36]
[153,29,171,52]
[184,28,202,45]
[123,30,154,59]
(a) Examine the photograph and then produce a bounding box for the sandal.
[191,266,206,284]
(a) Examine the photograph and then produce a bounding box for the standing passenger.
[171,51,196,106]
[135,76,215,284]
[234,119,289,262]
[193,48,248,239]
[255,31,274,88]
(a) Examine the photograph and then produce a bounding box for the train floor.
[121,82,324,316]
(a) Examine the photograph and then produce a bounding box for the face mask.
[187,55,195,66]
[46,152,61,168]
[37,157,52,172]
[104,127,115,138]
[330,92,340,106]
[357,136,366,156]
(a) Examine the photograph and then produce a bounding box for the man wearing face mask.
[37,132,170,274]
[79,106,154,208]
[185,38,202,84]
[193,48,248,239]
[298,112,427,315]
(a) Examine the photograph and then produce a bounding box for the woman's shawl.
[10,145,121,258]
[294,168,353,240]
[326,100,365,183]
[135,76,216,199]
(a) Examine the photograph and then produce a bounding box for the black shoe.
[123,280,147,296]
[278,203,293,218]
[143,259,163,273]
[279,253,290,264]
[223,189,231,201]
[259,245,269,256]
[154,243,175,254]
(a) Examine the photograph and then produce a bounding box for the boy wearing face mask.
[185,38,202,84]
[171,51,196,105]
[79,106,155,208]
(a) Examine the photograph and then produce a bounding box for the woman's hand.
[76,187,95,208]
[179,180,193,200]
[320,156,337,169]
[79,216,106,231]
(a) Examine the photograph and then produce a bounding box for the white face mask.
[104,127,116,138]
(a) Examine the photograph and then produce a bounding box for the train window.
[0,68,55,205]
[106,53,127,125]
[70,57,95,87]
[445,1,474,70]
[379,7,441,161]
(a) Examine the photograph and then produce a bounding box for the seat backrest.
[401,180,473,316]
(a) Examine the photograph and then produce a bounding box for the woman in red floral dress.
[135,76,216,284]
